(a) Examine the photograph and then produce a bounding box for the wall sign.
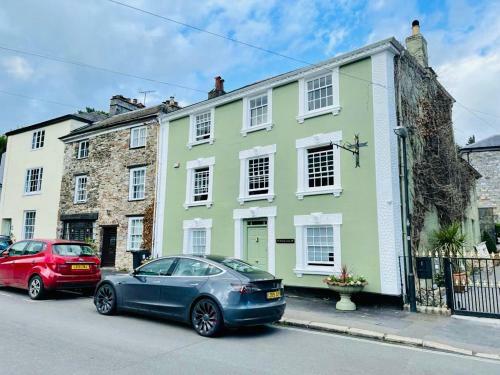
[276,238,295,244]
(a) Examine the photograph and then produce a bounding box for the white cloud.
[2,56,34,80]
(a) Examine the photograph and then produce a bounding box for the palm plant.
[430,222,466,257]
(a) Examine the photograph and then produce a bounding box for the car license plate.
[266,290,281,299]
[71,264,90,270]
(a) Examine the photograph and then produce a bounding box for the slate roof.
[4,113,101,136]
[62,104,164,140]
[461,135,500,152]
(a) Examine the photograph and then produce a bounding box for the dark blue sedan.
[93,255,286,337]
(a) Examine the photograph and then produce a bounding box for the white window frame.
[129,166,146,201]
[184,157,215,209]
[74,175,88,203]
[31,130,45,150]
[22,210,37,240]
[188,108,215,148]
[296,68,340,123]
[77,140,89,159]
[130,126,147,148]
[127,216,144,251]
[296,131,342,199]
[294,213,342,276]
[238,144,276,204]
[182,218,212,255]
[241,89,273,136]
[24,167,43,195]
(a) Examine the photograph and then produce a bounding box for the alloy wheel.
[29,278,41,298]
[95,285,115,315]
[192,299,220,336]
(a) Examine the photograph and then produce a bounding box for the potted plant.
[430,222,467,292]
[324,266,367,311]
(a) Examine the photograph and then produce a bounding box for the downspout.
[396,52,417,312]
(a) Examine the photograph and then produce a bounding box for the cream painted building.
[0,114,105,240]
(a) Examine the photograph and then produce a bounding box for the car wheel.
[191,298,223,337]
[28,275,45,300]
[94,284,116,315]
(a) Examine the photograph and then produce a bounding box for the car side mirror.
[1,251,8,257]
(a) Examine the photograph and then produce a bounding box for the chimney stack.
[208,76,226,99]
[163,96,181,113]
[405,20,428,67]
[109,95,145,116]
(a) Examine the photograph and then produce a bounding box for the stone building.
[58,95,179,270]
[461,135,500,241]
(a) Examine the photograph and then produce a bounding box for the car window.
[0,240,11,251]
[8,241,28,256]
[172,258,218,277]
[53,244,94,257]
[137,258,175,276]
[25,241,46,255]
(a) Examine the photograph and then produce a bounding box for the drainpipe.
[394,126,417,312]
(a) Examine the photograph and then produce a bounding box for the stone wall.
[58,120,158,270]
[465,150,500,222]
[395,53,478,251]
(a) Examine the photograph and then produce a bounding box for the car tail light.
[231,283,261,294]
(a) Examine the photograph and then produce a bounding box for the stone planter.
[327,284,365,311]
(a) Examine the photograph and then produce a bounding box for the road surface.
[0,287,498,375]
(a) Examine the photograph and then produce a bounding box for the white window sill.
[187,138,214,149]
[296,187,342,200]
[237,194,275,205]
[129,197,145,202]
[24,192,42,196]
[184,200,213,209]
[74,201,88,204]
[296,106,341,124]
[240,123,273,136]
[294,266,335,277]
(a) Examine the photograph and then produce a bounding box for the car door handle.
[189,283,200,286]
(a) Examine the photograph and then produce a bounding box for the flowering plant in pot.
[323,265,367,311]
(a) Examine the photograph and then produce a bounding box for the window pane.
[23,211,36,240]
[31,130,45,150]
[128,218,144,250]
[248,156,269,196]
[195,112,211,141]
[249,94,268,127]
[191,229,206,255]
[130,168,146,200]
[193,167,209,202]
[78,141,89,158]
[306,226,334,264]
[131,127,147,148]
[307,145,334,188]
[306,74,333,111]
[25,168,43,193]
[75,175,88,203]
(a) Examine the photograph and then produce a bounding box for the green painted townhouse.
[153,22,480,296]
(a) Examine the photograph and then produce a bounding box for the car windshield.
[53,244,95,257]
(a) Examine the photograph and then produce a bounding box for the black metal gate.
[400,252,500,318]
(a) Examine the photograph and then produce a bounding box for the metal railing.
[399,250,500,318]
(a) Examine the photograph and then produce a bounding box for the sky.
[0,0,499,145]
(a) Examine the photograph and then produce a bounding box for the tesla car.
[0,239,101,299]
[94,255,286,337]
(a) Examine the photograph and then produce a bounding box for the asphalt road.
[1,288,499,375]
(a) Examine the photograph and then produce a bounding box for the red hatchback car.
[0,239,101,299]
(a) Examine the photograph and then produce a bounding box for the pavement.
[282,291,500,359]
[1,287,499,375]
